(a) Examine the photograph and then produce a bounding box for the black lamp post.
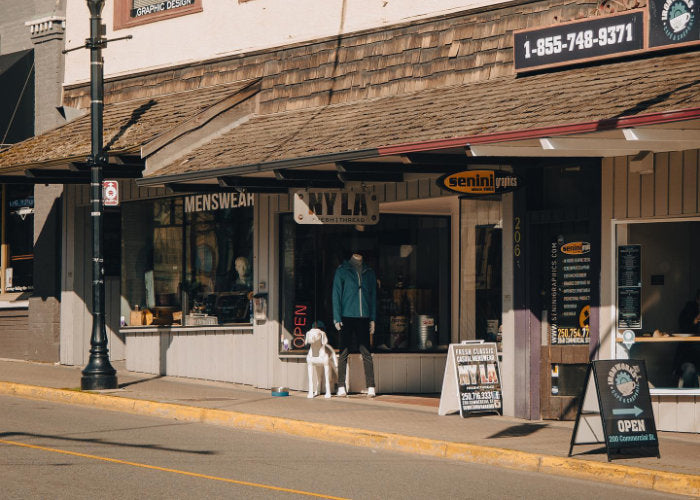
[81,0,117,390]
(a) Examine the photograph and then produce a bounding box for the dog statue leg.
[307,362,315,398]
[323,363,332,398]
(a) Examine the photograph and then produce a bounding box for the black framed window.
[121,194,253,326]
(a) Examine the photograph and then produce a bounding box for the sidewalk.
[1,358,698,496]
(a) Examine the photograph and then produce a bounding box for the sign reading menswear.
[293,189,379,225]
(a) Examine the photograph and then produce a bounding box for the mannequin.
[332,252,377,397]
[234,256,252,288]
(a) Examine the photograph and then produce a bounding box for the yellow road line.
[0,438,348,500]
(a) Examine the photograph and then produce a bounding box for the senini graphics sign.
[436,169,523,197]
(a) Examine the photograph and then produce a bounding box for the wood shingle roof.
[143,51,700,182]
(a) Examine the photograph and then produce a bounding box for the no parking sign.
[103,180,119,207]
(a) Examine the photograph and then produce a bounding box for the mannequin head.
[235,256,250,282]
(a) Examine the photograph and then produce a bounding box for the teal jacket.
[332,260,377,323]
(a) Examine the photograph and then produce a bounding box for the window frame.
[114,0,203,31]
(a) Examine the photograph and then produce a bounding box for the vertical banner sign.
[570,360,659,461]
[438,342,503,417]
[102,180,119,207]
[617,245,642,329]
[551,235,592,345]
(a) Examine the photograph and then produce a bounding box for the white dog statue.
[305,328,338,399]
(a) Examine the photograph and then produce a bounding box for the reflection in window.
[618,221,700,390]
[2,186,34,293]
[121,195,253,326]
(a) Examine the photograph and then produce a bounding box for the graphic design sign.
[293,189,379,225]
[438,342,503,417]
[569,360,659,460]
[551,235,592,345]
[436,170,523,196]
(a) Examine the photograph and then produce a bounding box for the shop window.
[121,194,253,326]
[2,186,34,293]
[616,221,700,390]
[279,214,451,353]
[114,0,203,31]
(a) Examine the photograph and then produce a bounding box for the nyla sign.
[436,169,523,197]
[293,188,379,225]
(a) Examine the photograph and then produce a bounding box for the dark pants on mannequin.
[337,317,375,389]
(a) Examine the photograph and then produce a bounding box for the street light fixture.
[80,0,117,390]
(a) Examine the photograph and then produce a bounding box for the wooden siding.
[0,308,30,359]
[602,150,700,433]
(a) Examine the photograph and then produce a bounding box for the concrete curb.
[1,381,697,497]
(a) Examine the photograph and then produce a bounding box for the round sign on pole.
[103,180,119,207]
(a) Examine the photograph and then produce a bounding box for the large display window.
[616,220,700,390]
[279,214,451,353]
[121,194,253,326]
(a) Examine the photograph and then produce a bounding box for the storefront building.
[0,0,697,431]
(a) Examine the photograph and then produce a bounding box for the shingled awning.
[0,78,260,179]
[138,51,700,186]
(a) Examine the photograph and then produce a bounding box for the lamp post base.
[81,370,118,391]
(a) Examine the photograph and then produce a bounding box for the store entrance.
[519,162,600,420]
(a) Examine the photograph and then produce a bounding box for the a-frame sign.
[569,359,659,461]
[439,341,503,417]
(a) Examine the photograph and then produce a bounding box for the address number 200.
[523,23,635,59]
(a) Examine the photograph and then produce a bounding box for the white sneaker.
[336,386,347,397]
[367,387,376,398]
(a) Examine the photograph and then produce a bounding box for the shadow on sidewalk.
[487,423,549,439]
[0,430,216,455]
[118,374,165,389]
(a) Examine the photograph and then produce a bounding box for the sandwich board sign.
[569,359,659,461]
[438,341,503,417]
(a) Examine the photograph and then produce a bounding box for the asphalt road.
[0,394,684,499]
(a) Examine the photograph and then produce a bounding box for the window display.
[2,186,34,293]
[616,221,700,390]
[121,195,253,326]
[279,214,450,353]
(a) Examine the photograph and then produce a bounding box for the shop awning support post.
[81,0,117,390]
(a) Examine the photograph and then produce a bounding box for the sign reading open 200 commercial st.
[293,188,379,225]
[570,360,659,460]
[514,4,699,72]
[436,169,523,197]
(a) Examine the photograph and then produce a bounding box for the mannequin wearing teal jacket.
[332,253,377,397]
